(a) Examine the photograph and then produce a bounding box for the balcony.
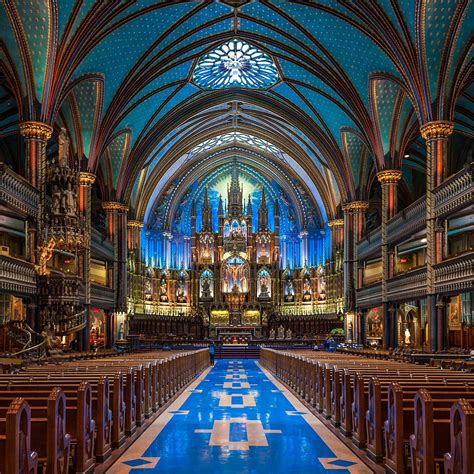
[91,227,114,260]
[356,164,472,259]
[434,163,473,218]
[435,252,474,294]
[387,197,426,245]
[357,228,381,260]
[0,163,39,217]
[91,283,115,309]
[387,267,427,302]
[0,255,37,295]
[356,281,382,308]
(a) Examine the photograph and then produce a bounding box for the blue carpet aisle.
[108,360,371,473]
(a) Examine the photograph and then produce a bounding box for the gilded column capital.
[102,201,128,212]
[328,218,344,228]
[127,220,144,229]
[19,121,53,140]
[420,121,454,140]
[342,201,369,212]
[79,172,96,187]
[377,169,402,185]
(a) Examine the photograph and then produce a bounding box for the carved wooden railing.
[435,163,473,219]
[387,267,427,302]
[7,320,47,359]
[357,228,381,260]
[90,283,115,309]
[356,281,382,308]
[0,255,37,295]
[356,164,472,259]
[91,226,114,260]
[387,197,426,245]
[434,252,474,294]
[38,273,82,304]
[55,309,87,335]
[0,163,39,217]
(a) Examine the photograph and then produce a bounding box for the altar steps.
[215,346,260,359]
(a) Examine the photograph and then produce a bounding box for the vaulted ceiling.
[0,0,472,227]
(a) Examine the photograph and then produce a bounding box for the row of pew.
[0,349,209,473]
[260,348,474,474]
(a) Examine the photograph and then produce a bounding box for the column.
[377,170,402,349]
[420,121,453,352]
[19,121,53,264]
[102,201,128,343]
[342,205,354,313]
[342,201,368,343]
[79,172,95,351]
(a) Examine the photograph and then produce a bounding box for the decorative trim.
[328,219,344,227]
[420,121,454,140]
[79,172,96,187]
[19,121,53,140]
[102,201,128,212]
[127,220,144,229]
[376,169,402,184]
[342,201,369,212]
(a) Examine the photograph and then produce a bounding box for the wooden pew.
[0,382,95,473]
[0,398,38,474]
[409,390,474,474]
[443,399,474,474]
[0,387,71,474]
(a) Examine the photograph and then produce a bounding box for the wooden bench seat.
[0,398,38,474]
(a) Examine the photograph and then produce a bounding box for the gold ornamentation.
[377,169,402,184]
[420,121,454,140]
[102,201,128,212]
[19,121,53,140]
[127,220,144,228]
[328,218,344,227]
[342,201,369,212]
[79,172,95,187]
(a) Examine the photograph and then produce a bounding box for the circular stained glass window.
[193,39,279,90]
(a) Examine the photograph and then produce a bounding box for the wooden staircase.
[215,345,260,359]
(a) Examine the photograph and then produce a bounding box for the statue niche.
[176,271,188,303]
[302,270,312,302]
[159,272,168,302]
[257,269,271,299]
[200,269,213,300]
[47,128,80,233]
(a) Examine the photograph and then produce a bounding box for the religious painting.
[366,307,383,340]
[448,295,462,330]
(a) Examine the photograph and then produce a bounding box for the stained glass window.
[189,132,283,158]
[193,39,278,89]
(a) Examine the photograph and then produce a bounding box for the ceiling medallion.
[193,39,279,90]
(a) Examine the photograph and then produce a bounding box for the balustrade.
[434,252,474,294]
[387,267,427,301]
[0,255,37,294]
[434,163,473,218]
[356,281,382,308]
[0,163,39,217]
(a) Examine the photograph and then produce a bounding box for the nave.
[109,359,368,474]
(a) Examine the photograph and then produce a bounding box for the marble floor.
[108,360,371,473]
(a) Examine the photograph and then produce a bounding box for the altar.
[217,326,256,345]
